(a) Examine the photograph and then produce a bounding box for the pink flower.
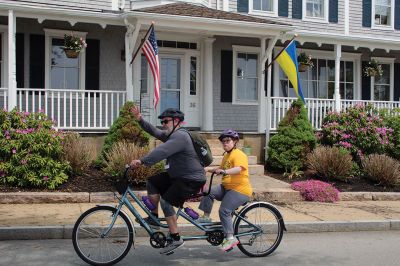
[12,148,16,154]
[43,176,48,181]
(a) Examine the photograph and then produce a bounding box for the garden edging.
[0,191,400,204]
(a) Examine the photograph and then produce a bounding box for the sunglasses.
[220,138,233,144]
[160,119,173,125]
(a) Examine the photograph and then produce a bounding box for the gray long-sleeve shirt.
[139,118,206,182]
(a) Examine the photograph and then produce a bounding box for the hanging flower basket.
[62,34,87,59]
[63,49,80,58]
[297,52,314,72]
[364,59,383,77]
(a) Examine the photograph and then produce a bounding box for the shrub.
[291,180,340,202]
[99,101,151,165]
[319,104,394,163]
[382,110,400,160]
[267,99,316,172]
[362,154,400,186]
[0,109,70,189]
[103,141,163,185]
[61,132,95,175]
[306,146,354,181]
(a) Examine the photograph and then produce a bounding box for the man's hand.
[129,105,142,121]
[130,159,142,168]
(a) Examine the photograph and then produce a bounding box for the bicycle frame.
[102,171,264,244]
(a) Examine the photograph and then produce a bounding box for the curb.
[1,220,399,240]
[1,191,400,204]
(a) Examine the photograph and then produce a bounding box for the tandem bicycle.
[72,167,286,265]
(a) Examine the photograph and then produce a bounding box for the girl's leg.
[198,185,225,216]
[218,190,249,237]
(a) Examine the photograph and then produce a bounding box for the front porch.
[1,88,399,132]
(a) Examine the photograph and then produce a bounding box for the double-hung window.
[233,46,259,104]
[372,0,394,29]
[250,0,278,16]
[303,0,328,21]
[371,58,394,101]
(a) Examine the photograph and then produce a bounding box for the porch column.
[334,44,342,112]
[7,10,17,110]
[202,37,215,131]
[258,37,267,133]
[124,20,141,102]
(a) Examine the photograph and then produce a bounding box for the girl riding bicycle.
[198,129,253,252]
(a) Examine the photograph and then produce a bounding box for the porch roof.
[128,2,292,38]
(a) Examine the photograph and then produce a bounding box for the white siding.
[2,0,112,10]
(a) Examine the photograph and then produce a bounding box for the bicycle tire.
[72,206,134,266]
[234,202,284,257]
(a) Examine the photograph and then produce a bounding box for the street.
[1,231,399,266]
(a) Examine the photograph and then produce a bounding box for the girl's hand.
[214,168,226,175]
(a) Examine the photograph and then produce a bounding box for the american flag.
[141,26,160,109]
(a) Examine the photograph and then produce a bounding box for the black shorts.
[147,172,206,208]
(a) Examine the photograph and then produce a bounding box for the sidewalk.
[0,175,399,240]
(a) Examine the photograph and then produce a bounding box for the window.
[303,0,328,21]
[234,51,258,103]
[279,58,354,99]
[373,0,394,28]
[190,56,197,95]
[250,0,277,15]
[373,63,391,101]
[0,33,2,87]
[140,55,148,94]
[50,38,79,90]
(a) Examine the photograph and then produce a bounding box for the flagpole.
[129,22,155,65]
[265,34,298,71]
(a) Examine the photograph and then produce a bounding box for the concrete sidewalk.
[0,175,399,240]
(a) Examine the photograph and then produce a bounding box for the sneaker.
[197,215,212,223]
[160,237,185,255]
[220,237,239,252]
[135,216,160,229]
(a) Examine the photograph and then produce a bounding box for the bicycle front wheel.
[234,202,284,257]
[72,206,134,266]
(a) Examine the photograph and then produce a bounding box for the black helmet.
[158,108,185,121]
[218,129,240,141]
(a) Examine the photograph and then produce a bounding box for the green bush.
[98,102,151,165]
[0,109,70,189]
[267,99,316,172]
[319,104,394,163]
[103,141,163,185]
[362,154,400,186]
[306,146,354,181]
[382,109,400,160]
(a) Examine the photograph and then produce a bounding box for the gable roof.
[134,2,290,26]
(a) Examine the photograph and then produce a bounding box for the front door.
[160,56,182,113]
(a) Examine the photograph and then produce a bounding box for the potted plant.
[364,59,383,78]
[62,34,87,58]
[297,52,314,72]
[241,140,252,156]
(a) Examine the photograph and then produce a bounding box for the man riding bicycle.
[129,106,206,254]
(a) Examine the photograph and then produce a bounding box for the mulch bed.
[267,170,400,193]
[1,167,399,193]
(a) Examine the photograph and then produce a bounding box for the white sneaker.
[197,215,212,223]
[220,237,239,252]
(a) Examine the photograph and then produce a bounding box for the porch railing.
[1,88,127,131]
[269,97,400,131]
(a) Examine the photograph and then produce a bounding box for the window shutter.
[362,0,372,27]
[29,34,45,88]
[395,0,400,29]
[394,63,400,101]
[221,50,233,102]
[85,39,100,91]
[361,61,371,100]
[329,0,338,23]
[237,0,249,13]
[16,33,24,88]
[278,0,289,17]
[292,0,302,19]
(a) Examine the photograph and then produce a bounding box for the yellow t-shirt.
[220,148,253,197]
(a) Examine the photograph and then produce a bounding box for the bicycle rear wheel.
[72,206,134,266]
[234,202,284,257]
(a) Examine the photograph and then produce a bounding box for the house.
[1,0,400,160]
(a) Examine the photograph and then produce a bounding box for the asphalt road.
[1,231,399,266]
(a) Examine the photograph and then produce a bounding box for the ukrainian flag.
[276,40,305,104]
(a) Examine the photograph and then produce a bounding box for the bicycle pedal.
[225,247,234,252]
[164,251,174,256]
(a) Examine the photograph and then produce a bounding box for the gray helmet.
[158,108,185,121]
[218,129,239,141]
